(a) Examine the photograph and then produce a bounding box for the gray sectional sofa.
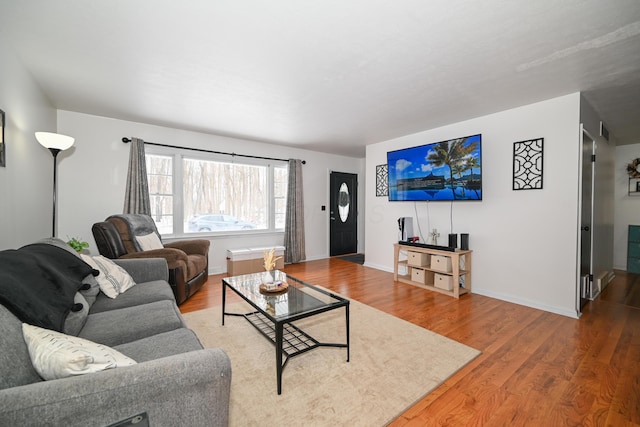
[0,239,231,427]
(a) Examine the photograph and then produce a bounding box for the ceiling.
[2,1,639,157]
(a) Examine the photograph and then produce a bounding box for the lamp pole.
[49,148,61,237]
[36,132,75,238]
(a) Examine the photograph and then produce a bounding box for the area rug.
[183,299,480,427]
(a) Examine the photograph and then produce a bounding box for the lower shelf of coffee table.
[244,312,320,359]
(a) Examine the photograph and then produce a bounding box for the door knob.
[581,226,590,231]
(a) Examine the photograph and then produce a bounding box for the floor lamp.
[36,132,75,237]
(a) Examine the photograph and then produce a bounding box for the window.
[146,151,287,236]
[146,154,173,234]
[274,166,287,229]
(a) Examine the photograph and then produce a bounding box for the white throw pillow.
[22,323,136,380]
[136,232,163,251]
[80,254,136,299]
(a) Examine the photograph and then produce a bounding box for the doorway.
[329,172,358,256]
[578,128,595,313]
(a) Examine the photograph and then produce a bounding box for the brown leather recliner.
[92,214,210,305]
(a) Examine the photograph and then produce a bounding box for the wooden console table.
[393,243,472,298]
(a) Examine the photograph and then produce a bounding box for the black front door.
[330,172,358,256]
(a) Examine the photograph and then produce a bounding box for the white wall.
[614,143,640,270]
[365,93,582,318]
[0,40,58,250]
[56,111,365,274]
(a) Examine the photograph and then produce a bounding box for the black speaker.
[448,233,457,248]
[461,233,469,250]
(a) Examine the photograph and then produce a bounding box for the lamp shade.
[35,132,75,150]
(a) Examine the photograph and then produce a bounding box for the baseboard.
[209,266,225,275]
[304,255,327,262]
[363,262,393,273]
[471,288,579,319]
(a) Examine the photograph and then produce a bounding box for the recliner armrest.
[119,247,189,267]
[164,239,210,256]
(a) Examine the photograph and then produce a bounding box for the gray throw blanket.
[0,243,95,332]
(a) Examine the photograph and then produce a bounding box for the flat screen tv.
[387,134,482,201]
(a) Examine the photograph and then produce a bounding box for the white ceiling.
[2,0,639,157]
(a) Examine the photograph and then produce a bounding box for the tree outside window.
[146,154,173,234]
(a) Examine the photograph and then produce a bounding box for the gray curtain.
[123,137,151,215]
[284,159,306,263]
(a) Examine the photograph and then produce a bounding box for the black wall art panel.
[513,138,544,190]
[376,164,388,196]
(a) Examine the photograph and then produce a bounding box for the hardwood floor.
[180,259,640,426]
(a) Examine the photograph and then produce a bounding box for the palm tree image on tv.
[387,134,482,201]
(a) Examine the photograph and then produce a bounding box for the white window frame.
[146,145,287,237]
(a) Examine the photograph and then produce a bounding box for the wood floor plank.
[179,260,640,425]
[610,311,640,424]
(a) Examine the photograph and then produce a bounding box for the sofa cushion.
[79,300,185,347]
[0,244,94,332]
[80,254,136,298]
[89,280,176,314]
[22,324,136,381]
[0,305,42,390]
[114,328,203,362]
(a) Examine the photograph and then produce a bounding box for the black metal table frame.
[222,275,350,395]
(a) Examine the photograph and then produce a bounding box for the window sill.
[162,229,285,240]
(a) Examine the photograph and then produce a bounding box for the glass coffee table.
[222,270,350,394]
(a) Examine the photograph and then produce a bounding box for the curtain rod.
[122,137,305,164]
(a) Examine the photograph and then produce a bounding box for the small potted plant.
[67,237,89,254]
